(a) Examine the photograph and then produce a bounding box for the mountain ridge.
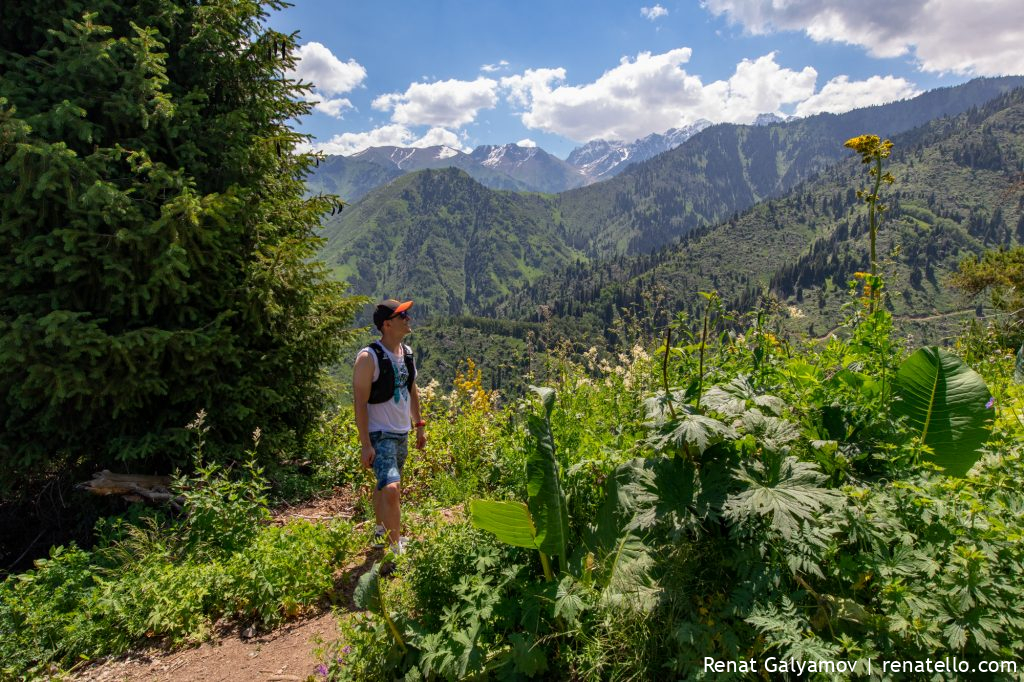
[318,76,1024,322]
[554,75,1024,255]
[494,87,1024,343]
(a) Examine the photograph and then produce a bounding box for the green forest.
[3,1,1024,681]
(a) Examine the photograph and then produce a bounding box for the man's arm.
[353,350,376,468]
[409,381,426,451]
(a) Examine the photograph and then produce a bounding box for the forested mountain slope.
[318,168,583,317]
[304,154,404,203]
[494,87,1024,347]
[555,76,1024,254]
[320,77,1024,316]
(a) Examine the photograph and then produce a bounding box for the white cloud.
[373,77,499,127]
[502,67,568,108]
[481,60,510,73]
[311,125,467,156]
[516,138,537,147]
[416,127,467,149]
[313,98,354,118]
[502,49,821,141]
[501,49,920,142]
[701,53,817,123]
[704,0,1024,76]
[288,42,366,96]
[795,75,920,116]
[641,5,669,21]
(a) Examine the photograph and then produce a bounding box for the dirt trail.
[68,490,464,681]
[72,611,338,682]
[70,489,369,682]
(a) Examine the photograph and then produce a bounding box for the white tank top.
[358,342,413,433]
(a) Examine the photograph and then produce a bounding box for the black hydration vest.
[367,342,416,404]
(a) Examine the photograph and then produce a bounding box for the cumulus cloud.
[794,75,920,116]
[502,49,821,141]
[286,42,367,118]
[516,138,538,147]
[416,127,467,149]
[313,98,354,117]
[701,53,817,123]
[501,49,918,142]
[311,125,466,156]
[288,42,366,96]
[641,5,669,21]
[503,67,568,108]
[481,60,510,73]
[373,77,499,127]
[704,0,1024,76]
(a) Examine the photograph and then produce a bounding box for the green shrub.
[404,522,511,626]
[0,454,358,677]
[225,520,357,625]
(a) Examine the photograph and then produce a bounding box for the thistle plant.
[696,291,723,407]
[844,134,895,311]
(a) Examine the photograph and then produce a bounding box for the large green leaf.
[526,386,570,567]
[893,347,992,476]
[700,376,786,417]
[353,562,406,650]
[725,456,842,541]
[510,633,548,676]
[644,404,737,457]
[353,562,383,613]
[469,499,539,549]
[599,532,659,613]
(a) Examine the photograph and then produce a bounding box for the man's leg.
[371,432,406,551]
[377,482,401,546]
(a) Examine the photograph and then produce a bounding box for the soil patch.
[71,611,337,682]
[271,486,362,525]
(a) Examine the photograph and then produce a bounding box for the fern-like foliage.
[598,532,660,613]
[746,597,843,662]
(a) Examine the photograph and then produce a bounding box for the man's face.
[386,310,412,334]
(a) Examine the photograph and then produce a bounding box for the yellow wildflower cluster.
[844,134,893,161]
[453,358,495,413]
[845,135,896,189]
[853,271,883,308]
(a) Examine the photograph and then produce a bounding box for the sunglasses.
[388,310,410,321]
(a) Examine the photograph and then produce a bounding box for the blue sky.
[271,0,1024,159]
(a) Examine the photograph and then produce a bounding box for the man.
[353,299,426,555]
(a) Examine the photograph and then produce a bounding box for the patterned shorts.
[369,431,408,491]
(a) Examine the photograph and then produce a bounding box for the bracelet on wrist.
[414,419,426,428]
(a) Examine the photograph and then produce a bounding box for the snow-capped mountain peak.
[565,120,712,181]
[473,143,540,169]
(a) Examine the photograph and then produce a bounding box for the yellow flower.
[453,358,495,413]
[844,134,893,162]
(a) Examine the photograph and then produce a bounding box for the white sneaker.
[389,539,405,556]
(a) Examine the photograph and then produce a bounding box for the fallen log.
[77,470,184,511]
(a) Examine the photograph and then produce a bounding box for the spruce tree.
[0,0,362,488]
